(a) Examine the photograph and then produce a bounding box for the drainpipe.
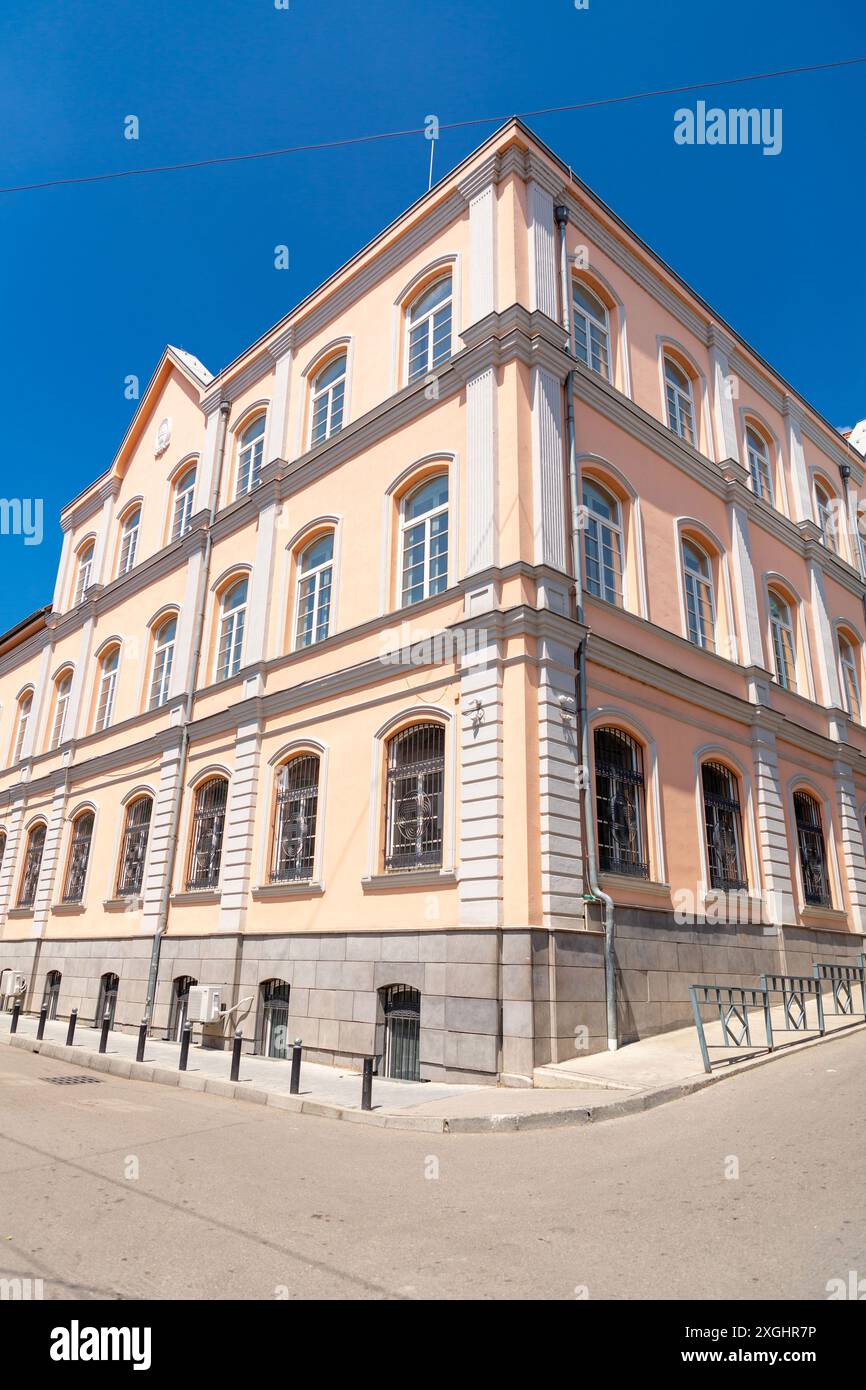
[144,401,232,1022]
[554,204,618,1050]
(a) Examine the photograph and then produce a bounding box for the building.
[1,117,865,1085]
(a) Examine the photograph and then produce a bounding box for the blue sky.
[1,0,864,630]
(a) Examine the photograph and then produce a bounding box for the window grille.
[18,824,46,907]
[117,797,152,897]
[186,778,228,890]
[702,762,747,891]
[385,724,445,871]
[794,792,831,907]
[63,812,94,903]
[271,756,319,882]
[594,727,649,877]
[380,984,421,1081]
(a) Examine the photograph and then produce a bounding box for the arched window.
[43,970,61,1021]
[149,616,177,709]
[664,356,695,445]
[50,671,73,750]
[701,762,747,891]
[310,356,347,446]
[116,796,152,898]
[258,978,290,1058]
[838,632,861,720]
[186,777,228,891]
[793,791,831,907]
[171,465,197,541]
[96,972,119,1028]
[682,540,715,649]
[385,723,445,871]
[13,691,33,763]
[95,646,120,731]
[768,589,797,690]
[746,426,773,503]
[73,542,94,605]
[295,532,334,648]
[583,478,623,606]
[18,822,46,908]
[814,481,838,552]
[168,974,197,1041]
[400,475,448,607]
[572,281,610,380]
[379,984,421,1081]
[118,506,141,576]
[593,727,648,877]
[216,578,248,682]
[271,755,320,882]
[63,810,94,904]
[236,416,266,498]
[407,276,452,383]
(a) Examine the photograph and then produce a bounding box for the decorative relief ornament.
[154,417,172,457]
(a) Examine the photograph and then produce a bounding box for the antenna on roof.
[424,114,439,191]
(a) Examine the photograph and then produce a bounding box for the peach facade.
[1,118,865,1083]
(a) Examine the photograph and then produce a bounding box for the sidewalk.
[3,1006,864,1133]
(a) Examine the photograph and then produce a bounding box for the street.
[0,1034,863,1300]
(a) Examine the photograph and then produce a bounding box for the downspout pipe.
[554,205,618,1051]
[144,401,232,1023]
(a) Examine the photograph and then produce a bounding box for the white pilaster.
[264,329,294,464]
[90,493,116,588]
[530,367,567,577]
[538,635,583,926]
[751,727,795,925]
[465,368,498,576]
[834,762,866,933]
[728,504,765,670]
[245,503,279,668]
[140,744,184,932]
[52,530,73,612]
[196,408,224,512]
[468,185,496,323]
[32,784,68,936]
[218,721,261,932]
[171,553,205,698]
[809,561,843,708]
[458,640,503,927]
[783,399,812,523]
[0,797,26,926]
[64,618,95,742]
[709,339,739,460]
[527,181,557,320]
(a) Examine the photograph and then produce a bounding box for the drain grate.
[42,1075,103,1085]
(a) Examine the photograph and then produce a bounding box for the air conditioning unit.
[187,986,222,1024]
[1,971,26,996]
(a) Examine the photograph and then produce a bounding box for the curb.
[3,1017,865,1134]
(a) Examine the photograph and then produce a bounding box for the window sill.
[7,908,34,920]
[103,897,142,913]
[171,891,221,906]
[799,904,848,927]
[51,903,86,916]
[362,869,457,892]
[598,874,671,900]
[252,881,324,901]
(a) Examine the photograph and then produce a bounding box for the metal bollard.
[290,1039,302,1095]
[36,1002,48,1041]
[98,1011,111,1054]
[230,1028,243,1082]
[136,1018,147,1063]
[178,1020,192,1071]
[10,999,21,1034]
[361,1056,373,1111]
[65,1008,78,1046]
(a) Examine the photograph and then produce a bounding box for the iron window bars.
[794,791,831,907]
[594,727,649,877]
[186,778,228,891]
[18,824,46,908]
[380,984,421,1081]
[63,811,94,903]
[116,797,153,897]
[271,755,319,882]
[385,724,445,871]
[702,761,747,891]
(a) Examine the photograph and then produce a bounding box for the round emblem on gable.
[154,417,172,456]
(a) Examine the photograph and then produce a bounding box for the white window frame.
[682,540,716,650]
[236,416,266,499]
[582,477,624,606]
[149,617,177,709]
[95,648,120,731]
[73,543,94,605]
[171,466,197,541]
[814,481,839,553]
[215,579,248,683]
[746,425,773,504]
[294,533,335,649]
[406,276,453,385]
[769,590,797,691]
[838,632,861,719]
[572,280,611,380]
[309,356,347,447]
[50,672,73,750]
[118,508,141,576]
[398,475,449,608]
[664,356,696,446]
[13,693,33,762]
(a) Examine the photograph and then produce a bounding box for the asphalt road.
[0,1034,863,1300]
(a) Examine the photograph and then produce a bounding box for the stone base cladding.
[2,913,863,1080]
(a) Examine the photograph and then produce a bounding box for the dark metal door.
[382,985,420,1081]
